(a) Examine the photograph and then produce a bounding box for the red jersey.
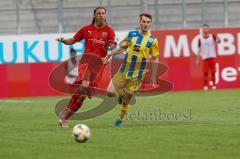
[73,24,115,58]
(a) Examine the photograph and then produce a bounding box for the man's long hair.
[91,6,107,24]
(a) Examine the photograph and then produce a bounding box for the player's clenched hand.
[102,55,111,64]
[56,37,64,42]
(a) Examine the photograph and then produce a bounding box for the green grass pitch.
[0,89,240,159]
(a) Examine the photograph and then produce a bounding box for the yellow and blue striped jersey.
[119,30,159,80]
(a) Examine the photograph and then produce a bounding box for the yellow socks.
[118,104,129,120]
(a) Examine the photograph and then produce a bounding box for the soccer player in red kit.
[56,6,115,127]
[196,24,220,91]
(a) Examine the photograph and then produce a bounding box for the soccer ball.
[72,124,90,143]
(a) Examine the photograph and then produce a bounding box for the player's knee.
[122,92,133,105]
[79,86,90,96]
[77,96,86,103]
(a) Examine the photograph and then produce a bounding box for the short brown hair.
[139,13,152,21]
[202,23,209,27]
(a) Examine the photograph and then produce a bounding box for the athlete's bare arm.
[102,41,129,64]
[56,37,77,45]
[150,56,159,86]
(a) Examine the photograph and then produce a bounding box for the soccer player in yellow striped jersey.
[119,28,159,80]
[102,13,159,126]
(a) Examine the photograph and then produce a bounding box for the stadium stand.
[0,0,239,34]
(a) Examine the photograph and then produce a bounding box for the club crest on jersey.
[102,32,107,37]
[149,38,154,42]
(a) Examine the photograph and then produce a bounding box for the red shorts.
[203,58,216,74]
[74,53,105,98]
[76,53,105,85]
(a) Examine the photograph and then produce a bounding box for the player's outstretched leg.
[211,71,216,90]
[58,87,86,128]
[211,63,216,90]
[114,92,133,126]
[114,104,128,126]
[203,72,208,91]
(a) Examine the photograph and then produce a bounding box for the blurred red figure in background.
[196,24,220,91]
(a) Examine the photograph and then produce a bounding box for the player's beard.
[95,18,106,28]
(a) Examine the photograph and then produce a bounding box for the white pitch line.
[0,100,33,104]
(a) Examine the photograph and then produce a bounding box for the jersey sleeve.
[122,34,129,42]
[122,31,135,43]
[119,34,129,48]
[150,38,159,58]
[73,27,85,42]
